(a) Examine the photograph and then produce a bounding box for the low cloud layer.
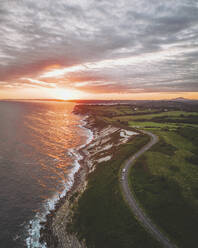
[0,0,198,95]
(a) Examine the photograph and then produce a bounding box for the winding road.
[120,130,177,248]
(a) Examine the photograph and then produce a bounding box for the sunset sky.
[0,0,198,100]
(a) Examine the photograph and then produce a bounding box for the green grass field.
[115,110,198,120]
[71,104,198,248]
[69,134,160,248]
[129,125,198,247]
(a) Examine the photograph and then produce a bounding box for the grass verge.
[68,134,161,248]
[130,128,198,248]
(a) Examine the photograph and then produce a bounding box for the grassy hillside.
[129,123,198,247]
[72,103,198,248]
[69,134,160,248]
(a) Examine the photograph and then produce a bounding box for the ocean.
[0,101,91,248]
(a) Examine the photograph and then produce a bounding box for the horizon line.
[1,97,198,102]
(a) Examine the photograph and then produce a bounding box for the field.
[125,111,198,247]
[71,102,198,248]
[69,134,160,248]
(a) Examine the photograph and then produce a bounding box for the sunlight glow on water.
[0,101,90,248]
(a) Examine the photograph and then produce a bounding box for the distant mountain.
[170,97,197,103]
[171,97,188,101]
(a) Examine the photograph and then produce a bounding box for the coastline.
[25,113,95,248]
[39,115,97,248]
[39,110,139,248]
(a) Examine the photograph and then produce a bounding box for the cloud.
[0,0,198,94]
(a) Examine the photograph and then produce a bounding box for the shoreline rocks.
[40,114,138,248]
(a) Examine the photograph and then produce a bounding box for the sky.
[0,0,198,100]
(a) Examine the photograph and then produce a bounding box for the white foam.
[26,115,94,248]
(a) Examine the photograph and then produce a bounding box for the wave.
[25,115,93,248]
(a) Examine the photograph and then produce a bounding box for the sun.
[53,87,85,100]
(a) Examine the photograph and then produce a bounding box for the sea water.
[0,101,91,248]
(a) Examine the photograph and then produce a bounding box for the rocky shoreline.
[39,113,139,248]
[39,116,96,248]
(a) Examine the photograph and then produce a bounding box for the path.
[120,130,177,248]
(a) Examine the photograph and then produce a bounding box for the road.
[120,130,177,248]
